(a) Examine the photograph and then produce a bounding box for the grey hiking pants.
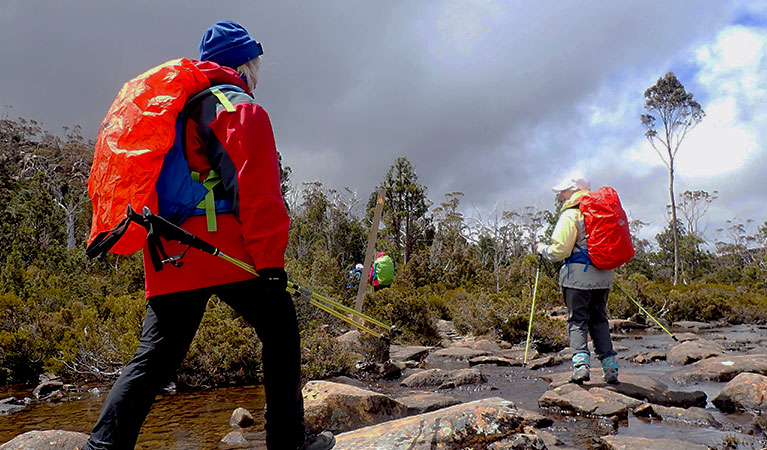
[564,287,616,364]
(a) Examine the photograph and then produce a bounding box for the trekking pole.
[523,254,543,365]
[613,281,678,341]
[87,206,396,339]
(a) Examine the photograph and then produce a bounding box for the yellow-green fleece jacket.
[541,190,614,290]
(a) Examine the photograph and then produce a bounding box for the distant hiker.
[536,175,620,385]
[369,252,394,291]
[85,21,334,450]
[346,263,364,289]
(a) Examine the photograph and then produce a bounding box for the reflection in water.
[0,385,266,449]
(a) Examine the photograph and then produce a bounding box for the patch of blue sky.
[732,11,767,28]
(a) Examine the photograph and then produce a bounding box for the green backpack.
[374,255,395,285]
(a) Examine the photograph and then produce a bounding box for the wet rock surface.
[712,372,767,414]
[0,430,89,449]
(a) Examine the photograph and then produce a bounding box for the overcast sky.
[1,1,765,246]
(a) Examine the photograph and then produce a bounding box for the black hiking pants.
[564,287,616,363]
[85,277,305,450]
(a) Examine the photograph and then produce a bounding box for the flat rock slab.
[673,332,700,342]
[468,355,522,367]
[674,321,715,330]
[712,372,767,414]
[527,354,565,369]
[538,383,630,418]
[543,370,706,408]
[400,368,486,389]
[389,345,432,363]
[465,338,505,353]
[302,380,408,434]
[666,339,725,365]
[600,435,709,450]
[0,430,89,450]
[428,347,492,361]
[669,354,767,383]
[0,398,25,416]
[333,397,545,450]
[396,391,461,415]
[634,403,720,428]
[500,348,539,361]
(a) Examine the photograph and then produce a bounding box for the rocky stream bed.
[3,319,767,449]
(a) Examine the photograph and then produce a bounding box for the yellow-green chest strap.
[191,169,222,232]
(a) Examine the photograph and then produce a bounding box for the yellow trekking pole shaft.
[614,281,678,341]
[287,281,392,331]
[524,255,543,365]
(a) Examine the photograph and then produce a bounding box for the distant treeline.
[1,117,766,387]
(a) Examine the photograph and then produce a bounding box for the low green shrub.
[178,297,263,387]
[300,325,357,381]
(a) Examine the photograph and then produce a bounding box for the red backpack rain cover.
[578,186,635,270]
[88,58,240,255]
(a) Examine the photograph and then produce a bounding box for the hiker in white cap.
[536,174,619,385]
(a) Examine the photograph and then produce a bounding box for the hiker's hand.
[257,267,287,293]
[536,243,547,254]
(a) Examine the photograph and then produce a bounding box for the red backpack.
[578,187,635,270]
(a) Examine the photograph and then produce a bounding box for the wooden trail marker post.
[354,188,385,323]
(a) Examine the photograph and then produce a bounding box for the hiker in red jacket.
[536,175,619,385]
[85,21,334,450]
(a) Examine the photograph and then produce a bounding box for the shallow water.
[2,324,767,449]
[0,385,265,449]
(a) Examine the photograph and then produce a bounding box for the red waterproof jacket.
[88,58,288,298]
[144,64,289,297]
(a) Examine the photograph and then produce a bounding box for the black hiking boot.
[299,431,335,450]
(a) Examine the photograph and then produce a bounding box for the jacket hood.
[561,190,589,211]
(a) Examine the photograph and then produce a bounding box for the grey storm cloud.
[0,0,759,241]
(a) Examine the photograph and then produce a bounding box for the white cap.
[355,263,364,270]
[552,173,590,193]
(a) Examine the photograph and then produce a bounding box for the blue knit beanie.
[199,21,263,68]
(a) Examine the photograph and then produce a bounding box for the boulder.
[229,407,255,429]
[633,403,720,428]
[538,383,630,418]
[395,391,461,415]
[600,435,709,450]
[400,368,486,389]
[666,339,724,365]
[389,345,432,363]
[333,397,545,450]
[0,430,89,450]
[466,338,504,353]
[712,372,767,414]
[302,380,408,434]
[669,354,767,383]
[219,430,250,448]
